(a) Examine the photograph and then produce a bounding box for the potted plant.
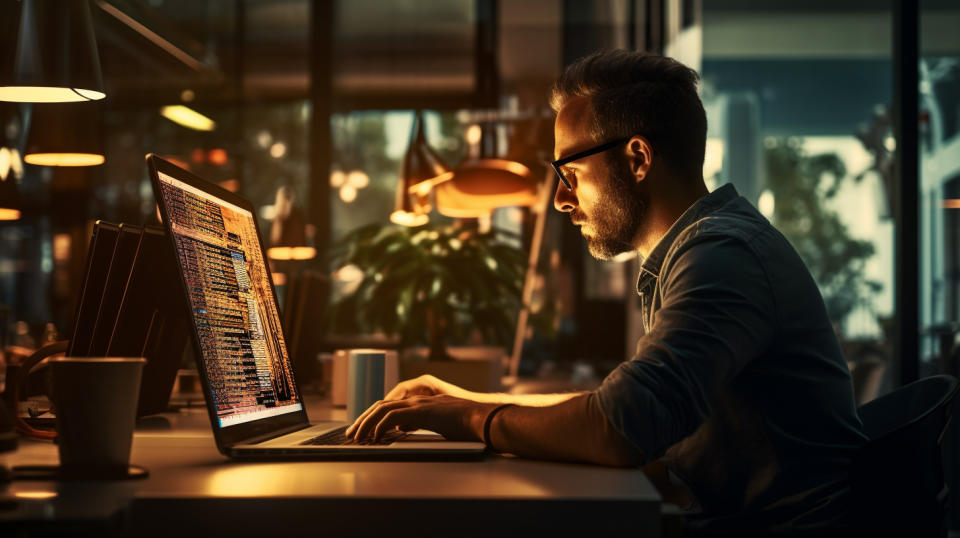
[327,221,526,387]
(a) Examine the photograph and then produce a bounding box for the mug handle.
[11,340,69,440]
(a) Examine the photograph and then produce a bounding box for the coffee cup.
[50,357,146,478]
[332,349,398,411]
[342,349,400,421]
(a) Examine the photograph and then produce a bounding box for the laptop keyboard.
[300,425,408,446]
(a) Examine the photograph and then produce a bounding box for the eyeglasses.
[550,136,632,189]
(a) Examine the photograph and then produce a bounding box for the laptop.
[146,154,485,459]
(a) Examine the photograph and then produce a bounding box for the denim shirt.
[595,184,867,533]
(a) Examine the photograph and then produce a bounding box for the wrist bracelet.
[482,403,515,450]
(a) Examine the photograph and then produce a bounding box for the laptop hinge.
[239,422,313,445]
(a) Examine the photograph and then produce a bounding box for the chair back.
[851,375,960,537]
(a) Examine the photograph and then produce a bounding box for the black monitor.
[67,221,119,357]
[87,223,142,357]
[107,226,191,417]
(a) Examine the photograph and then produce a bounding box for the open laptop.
[146,154,485,459]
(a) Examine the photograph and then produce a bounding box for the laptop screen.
[155,171,303,428]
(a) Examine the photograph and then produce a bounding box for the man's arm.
[346,392,645,467]
[382,374,584,407]
[349,234,774,466]
[486,392,646,466]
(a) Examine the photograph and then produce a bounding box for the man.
[348,50,866,535]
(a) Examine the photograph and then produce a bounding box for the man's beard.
[576,159,645,260]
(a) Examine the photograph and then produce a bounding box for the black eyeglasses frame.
[550,136,632,189]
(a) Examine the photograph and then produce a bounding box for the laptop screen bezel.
[146,153,310,451]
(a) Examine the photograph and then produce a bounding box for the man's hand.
[345,394,496,443]
[383,374,473,401]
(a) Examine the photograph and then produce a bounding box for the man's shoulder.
[665,197,774,263]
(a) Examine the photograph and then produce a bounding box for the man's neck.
[634,179,709,259]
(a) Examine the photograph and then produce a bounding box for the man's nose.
[554,182,576,213]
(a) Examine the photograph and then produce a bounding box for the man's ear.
[627,135,654,183]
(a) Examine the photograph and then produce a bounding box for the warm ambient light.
[0,86,105,103]
[267,246,317,261]
[24,153,105,166]
[943,199,960,209]
[160,105,216,131]
[0,208,21,220]
[14,491,58,500]
[390,210,429,227]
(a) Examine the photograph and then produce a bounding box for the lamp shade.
[435,158,538,218]
[389,111,452,226]
[0,0,105,103]
[24,102,105,166]
[403,110,453,193]
[0,168,21,220]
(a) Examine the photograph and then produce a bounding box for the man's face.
[553,98,646,260]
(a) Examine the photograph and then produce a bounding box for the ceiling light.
[24,102,104,167]
[0,169,21,220]
[160,105,215,131]
[24,153,105,166]
[0,0,105,103]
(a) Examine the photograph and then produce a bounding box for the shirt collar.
[637,183,740,292]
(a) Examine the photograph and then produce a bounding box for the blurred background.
[0,0,958,477]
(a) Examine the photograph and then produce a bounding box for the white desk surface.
[1,401,662,537]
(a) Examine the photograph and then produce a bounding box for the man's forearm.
[465,391,586,407]
[482,393,646,467]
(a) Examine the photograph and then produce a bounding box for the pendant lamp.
[24,102,105,166]
[435,123,538,218]
[389,111,452,227]
[0,0,106,103]
[0,166,21,220]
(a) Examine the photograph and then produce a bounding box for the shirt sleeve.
[595,232,776,460]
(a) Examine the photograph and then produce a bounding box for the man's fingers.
[351,399,410,440]
[345,399,383,436]
[373,408,413,442]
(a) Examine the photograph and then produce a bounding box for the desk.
[1,404,662,537]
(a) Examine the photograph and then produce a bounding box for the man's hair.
[550,50,707,180]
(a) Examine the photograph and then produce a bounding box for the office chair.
[850,375,959,537]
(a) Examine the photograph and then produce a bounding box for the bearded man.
[348,50,866,536]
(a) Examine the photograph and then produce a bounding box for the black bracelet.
[482,403,515,450]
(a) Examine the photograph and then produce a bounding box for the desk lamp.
[390,111,452,227]
[433,122,538,218]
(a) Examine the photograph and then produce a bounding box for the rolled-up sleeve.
[595,232,776,460]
